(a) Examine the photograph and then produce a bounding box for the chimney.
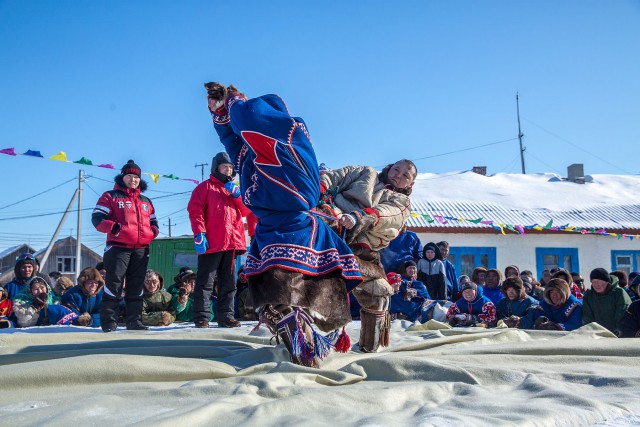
[567,163,585,184]
[472,166,487,176]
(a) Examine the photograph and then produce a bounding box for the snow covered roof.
[0,243,36,259]
[408,171,640,231]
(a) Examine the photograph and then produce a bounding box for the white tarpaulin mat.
[1,321,639,426]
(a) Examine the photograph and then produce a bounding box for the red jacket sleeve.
[187,184,207,235]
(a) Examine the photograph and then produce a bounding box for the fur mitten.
[76,312,91,327]
[161,311,173,326]
[534,316,563,331]
[346,212,377,245]
[503,315,520,328]
[32,294,48,311]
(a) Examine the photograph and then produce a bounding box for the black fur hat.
[121,159,141,177]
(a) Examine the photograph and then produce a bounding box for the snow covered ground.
[1,321,639,426]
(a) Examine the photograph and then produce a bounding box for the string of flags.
[410,212,639,241]
[0,148,199,185]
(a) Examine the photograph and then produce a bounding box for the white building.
[407,166,640,280]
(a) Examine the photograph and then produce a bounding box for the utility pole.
[195,162,209,182]
[40,189,79,270]
[75,169,84,281]
[516,92,526,174]
[164,217,176,237]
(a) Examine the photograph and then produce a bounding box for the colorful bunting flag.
[74,157,93,165]
[50,151,68,162]
[0,147,16,156]
[24,149,43,157]
[149,174,160,184]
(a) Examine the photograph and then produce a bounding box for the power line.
[523,117,633,174]
[0,177,76,210]
[0,207,93,222]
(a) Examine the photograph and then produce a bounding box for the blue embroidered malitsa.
[212,93,362,290]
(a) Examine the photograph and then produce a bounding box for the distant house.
[0,244,37,284]
[407,168,640,280]
[0,237,102,285]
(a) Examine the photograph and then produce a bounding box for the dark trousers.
[101,246,149,328]
[194,251,236,323]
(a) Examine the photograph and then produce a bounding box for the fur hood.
[422,242,443,261]
[77,268,105,297]
[115,174,148,192]
[543,278,572,306]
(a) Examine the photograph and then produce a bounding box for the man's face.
[387,161,415,190]
[20,263,34,279]
[438,245,449,259]
[505,287,518,301]
[486,271,500,288]
[144,275,160,293]
[590,279,609,294]
[99,269,107,280]
[217,163,234,177]
[548,288,565,306]
[542,270,552,282]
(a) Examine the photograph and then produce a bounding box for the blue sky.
[1,1,639,254]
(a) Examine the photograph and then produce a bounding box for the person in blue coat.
[5,253,39,300]
[206,82,362,367]
[520,278,583,331]
[446,281,497,327]
[12,277,78,327]
[483,268,504,305]
[389,261,430,322]
[497,277,539,328]
[379,226,422,274]
[61,267,104,328]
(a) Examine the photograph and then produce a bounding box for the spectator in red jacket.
[187,152,250,328]
[92,160,159,332]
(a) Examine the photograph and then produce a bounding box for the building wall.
[414,231,640,284]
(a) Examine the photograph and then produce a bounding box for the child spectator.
[12,277,77,327]
[0,287,13,328]
[437,241,458,301]
[521,278,582,331]
[92,159,159,332]
[389,261,430,322]
[446,281,496,327]
[61,267,104,328]
[52,276,74,297]
[582,268,631,336]
[483,268,504,305]
[5,253,39,300]
[416,242,447,300]
[141,270,175,327]
[167,267,214,323]
[497,277,539,328]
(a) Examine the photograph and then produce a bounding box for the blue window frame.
[448,247,496,278]
[535,248,579,278]
[611,250,640,276]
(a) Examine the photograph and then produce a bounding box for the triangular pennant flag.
[434,215,447,224]
[615,234,622,239]
[544,219,553,229]
[514,225,526,235]
[410,213,422,218]
[533,226,543,231]
[50,151,68,162]
[23,149,43,157]
[98,163,115,169]
[497,223,506,235]
[505,224,516,232]
[468,218,483,224]
[163,174,179,180]
[74,157,93,165]
[629,235,635,241]
[0,147,16,156]
[480,220,493,225]
[149,174,160,184]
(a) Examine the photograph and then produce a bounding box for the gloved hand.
[111,223,122,236]
[534,316,563,331]
[76,312,91,327]
[32,294,48,311]
[194,232,208,254]
[178,287,189,298]
[345,211,377,245]
[503,315,520,328]
[224,181,241,198]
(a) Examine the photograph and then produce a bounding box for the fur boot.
[359,308,390,352]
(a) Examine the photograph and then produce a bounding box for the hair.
[520,270,534,277]
[436,241,450,249]
[378,159,418,196]
[610,270,628,287]
[145,269,164,290]
[551,268,572,284]
[471,267,487,284]
[77,267,105,296]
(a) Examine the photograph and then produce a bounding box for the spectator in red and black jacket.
[92,160,159,332]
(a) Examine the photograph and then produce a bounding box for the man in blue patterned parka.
[205,82,361,367]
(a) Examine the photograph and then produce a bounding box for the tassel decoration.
[333,326,351,353]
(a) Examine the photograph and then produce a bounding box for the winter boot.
[101,297,120,333]
[260,305,320,368]
[125,298,148,330]
[358,308,390,353]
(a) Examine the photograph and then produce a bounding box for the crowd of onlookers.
[0,252,256,330]
[1,236,639,339]
[377,231,640,337]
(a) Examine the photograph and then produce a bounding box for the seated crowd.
[0,253,255,330]
[1,246,639,339]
